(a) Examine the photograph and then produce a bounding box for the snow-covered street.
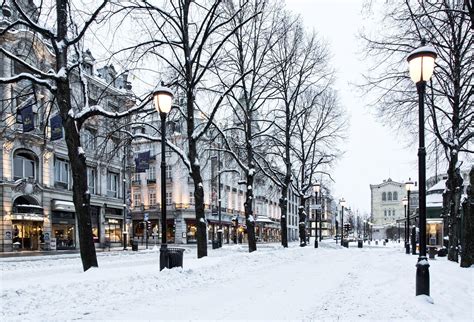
[1,241,473,321]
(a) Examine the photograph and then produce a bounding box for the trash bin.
[212,240,219,249]
[132,241,138,251]
[358,240,363,248]
[160,247,184,270]
[428,247,437,259]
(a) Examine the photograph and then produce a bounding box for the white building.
[370,178,407,226]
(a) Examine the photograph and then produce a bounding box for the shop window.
[13,151,36,180]
[104,218,122,243]
[54,157,70,188]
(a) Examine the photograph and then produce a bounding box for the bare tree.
[208,0,285,252]
[121,0,256,259]
[360,0,473,262]
[269,15,333,247]
[291,88,347,246]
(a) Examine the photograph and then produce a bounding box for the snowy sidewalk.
[1,240,472,321]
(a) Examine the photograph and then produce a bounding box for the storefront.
[51,200,76,250]
[12,199,45,250]
[104,207,123,244]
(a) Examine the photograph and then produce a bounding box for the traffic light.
[147,221,151,230]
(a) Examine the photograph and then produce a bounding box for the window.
[166,165,172,180]
[189,191,195,204]
[147,166,156,181]
[55,158,69,188]
[87,167,96,194]
[166,191,172,205]
[13,152,35,180]
[388,192,392,201]
[384,210,387,217]
[382,192,386,201]
[393,209,396,217]
[393,192,398,200]
[134,193,141,208]
[82,128,96,150]
[133,172,141,182]
[107,172,119,198]
[149,190,156,206]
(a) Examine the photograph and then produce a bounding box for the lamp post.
[153,85,174,271]
[407,41,436,296]
[402,196,408,250]
[405,179,413,254]
[363,219,366,241]
[319,194,323,242]
[340,198,346,247]
[314,182,320,248]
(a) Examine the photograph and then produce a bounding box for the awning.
[52,200,75,212]
[255,216,274,224]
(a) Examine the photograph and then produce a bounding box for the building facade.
[0,9,132,252]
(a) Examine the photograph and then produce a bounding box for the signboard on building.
[310,205,322,210]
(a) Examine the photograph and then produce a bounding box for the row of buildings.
[0,5,339,252]
[369,170,471,248]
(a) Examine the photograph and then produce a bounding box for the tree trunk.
[245,171,257,252]
[446,154,464,262]
[193,172,207,258]
[460,167,473,267]
[280,186,288,248]
[298,197,307,246]
[57,0,97,271]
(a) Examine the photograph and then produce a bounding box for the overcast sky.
[285,0,419,215]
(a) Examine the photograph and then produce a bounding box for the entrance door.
[12,221,43,250]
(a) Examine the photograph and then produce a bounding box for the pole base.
[416,256,430,296]
[314,239,318,248]
[159,244,168,271]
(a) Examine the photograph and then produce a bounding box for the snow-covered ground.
[1,240,473,321]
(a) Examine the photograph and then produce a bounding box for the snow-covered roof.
[428,179,446,192]
[426,193,443,208]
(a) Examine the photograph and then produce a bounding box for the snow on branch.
[11,0,56,39]
[73,96,151,126]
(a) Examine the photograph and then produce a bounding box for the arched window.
[13,150,37,180]
[388,192,392,201]
[393,191,398,200]
[382,192,386,201]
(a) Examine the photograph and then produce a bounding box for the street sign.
[310,205,322,210]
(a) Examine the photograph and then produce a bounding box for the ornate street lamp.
[313,182,321,248]
[339,198,346,247]
[407,41,436,296]
[153,85,174,271]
